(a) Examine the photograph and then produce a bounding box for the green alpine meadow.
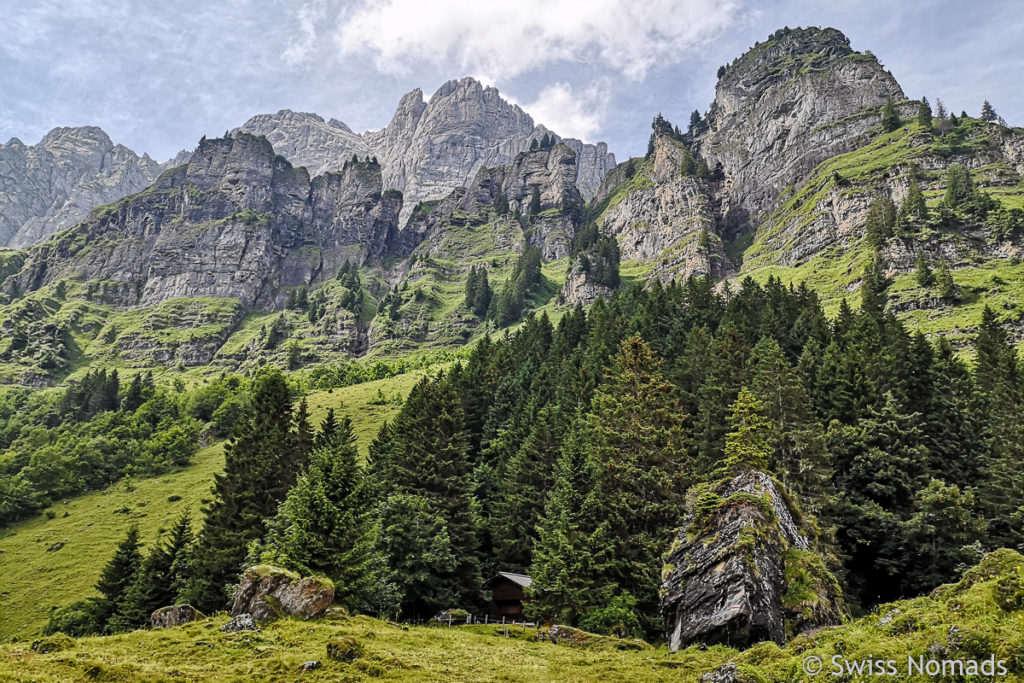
[2,9,1024,682]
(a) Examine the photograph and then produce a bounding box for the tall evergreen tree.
[95,526,143,632]
[980,100,997,122]
[881,97,900,132]
[110,514,194,632]
[370,374,480,614]
[181,370,300,612]
[252,418,377,611]
[585,335,692,629]
[715,387,772,479]
[916,98,933,130]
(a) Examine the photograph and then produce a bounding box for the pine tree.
[585,335,692,628]
[935,99,947,120]
[980,100,997,122]
[529,185,542,217]
[252,418,377,612]
[914,250,934,287]
[916,98,932,130]
[110,514,194,632]
[881,97,900,132]
[689,109,701,131]
[181,370,300,612]
[95,526,143,631]
[715,387,772,479]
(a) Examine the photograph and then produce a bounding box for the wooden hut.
[482,571,532,620]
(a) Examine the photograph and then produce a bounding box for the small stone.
[300,660,321,671]
[221,613,260,633]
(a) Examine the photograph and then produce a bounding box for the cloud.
[516,81,609,141]
[282,1,328,66]
[336,0,741,81]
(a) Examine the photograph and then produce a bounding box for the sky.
[1,0,1022,161]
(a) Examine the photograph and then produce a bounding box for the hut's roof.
[483,571,533,589]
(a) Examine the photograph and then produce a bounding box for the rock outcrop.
[660,471,843,651]
[230,565,334,623]
[3,133,400,310]
[694,27,905,238]
[236,77,615,223]
[0,127,167,247]
[596,124,732,283]
[150,604,204,629]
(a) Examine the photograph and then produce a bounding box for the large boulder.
[230,565,334,623]
[660,471,843,651]
[150,604,204,629]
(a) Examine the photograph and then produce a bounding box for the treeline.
[64,274,1024,639]
[0,372,256,524]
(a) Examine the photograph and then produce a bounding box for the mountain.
[0,127,179,248]
[236,77,617,221]
[2,26,1024,385]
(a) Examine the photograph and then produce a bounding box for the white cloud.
[282,1,328,66]
[516,81,609,141]
[335,0,741,81]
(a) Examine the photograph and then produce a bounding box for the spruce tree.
[916,98,932,130]
[914,250,934,287]
[528,425,613,625]
[585,335,692,629]
[935,257,958,300]
[747,337,830,507]
[182,370,300,612]
[95,526,143,631]
[881,97,900,132]
[370,374,480,613]
[252,418,377,612]
[110,514,194,632]
[901,177,927,224]
[980,100,997,122]
[529,185,542,217]
[715,387,772,479]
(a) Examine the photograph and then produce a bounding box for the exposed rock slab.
[150,604,204,629]
[660,471,842,651]
[230,565,334,623]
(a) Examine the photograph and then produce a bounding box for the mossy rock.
[30,633,76,654]
[326,635,364,662]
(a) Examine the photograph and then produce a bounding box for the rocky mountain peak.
[0,126,168,248]
[696,25,904,237]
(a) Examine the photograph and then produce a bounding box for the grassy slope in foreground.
[0,372,423,641]
[2,550,1023,681]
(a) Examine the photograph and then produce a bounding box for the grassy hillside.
[0,372,423,641]
[2,549,1022,681]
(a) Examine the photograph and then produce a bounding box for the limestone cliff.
[694,27,905,238]
[236,77,616,223]
[3,133,400,310]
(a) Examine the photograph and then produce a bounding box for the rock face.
[694,27,905,238]
[4,133,400,310]
[660,471,842,651]
[0,127,167,247]
[150,604,203,628]
[597,126,732,283]
[230,566,335,623]
[236,77,616,223]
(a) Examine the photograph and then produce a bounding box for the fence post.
[485,614,488,624]
[504,624,509,637]
[448,613,452,628]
